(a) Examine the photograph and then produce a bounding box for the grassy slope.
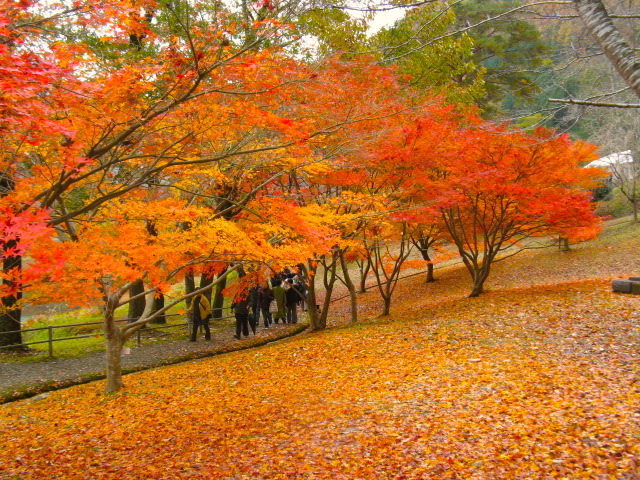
[1,221,639,479]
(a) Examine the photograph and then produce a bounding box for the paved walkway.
[0,322,306,402]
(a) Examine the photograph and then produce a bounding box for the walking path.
[0,322,306,403]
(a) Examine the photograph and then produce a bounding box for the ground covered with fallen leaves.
[1,221,639,479]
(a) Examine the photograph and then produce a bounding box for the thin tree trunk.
[303,261,321,331]
[419,248,436,283]
[104,296,125,393]
[426,262,435,283]
[414,237,436,283]
[211,268,228,320]
[200,273,214,304]
[150,294,166,324]
[469,283,483,298]
[558,237,569,251]
[316,252,338,330]
[469,261,492,298]
[574,0,640,99]
[127,279,145,323]
[382,296,391,316]
[0,243,22,348]
[145,220,165,324]
[0,171,23,348]
[358,254,372,293]
[105,332,125,393]
[185,272,195,323]
[339,250,358,324]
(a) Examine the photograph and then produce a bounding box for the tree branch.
[548,98,640,108]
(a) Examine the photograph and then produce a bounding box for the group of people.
[188,267,309,342]
[231,268,308,339]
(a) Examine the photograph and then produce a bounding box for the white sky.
[367,9,406,35]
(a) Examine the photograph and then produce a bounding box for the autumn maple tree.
[433,123,605,297]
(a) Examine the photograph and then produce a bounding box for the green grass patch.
[1,279,233,363]
[3,304,192,363]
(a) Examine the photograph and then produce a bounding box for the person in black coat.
[258,284,274,328]
[285,278,303,324]
[231,295,254,339]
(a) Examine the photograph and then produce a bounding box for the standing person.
[294,269,308,311]
[258,283,274,329]
[285,278,303,324]
[231,294,253,339]
[272,279,287,325]
[249,285,260,329]
[282,268,292,280]
[189,292,212,342]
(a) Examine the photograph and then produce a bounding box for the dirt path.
[0,322,305,402]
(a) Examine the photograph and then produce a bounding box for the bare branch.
[548,98,640,108]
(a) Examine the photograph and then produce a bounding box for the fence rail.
[0,310,234,357]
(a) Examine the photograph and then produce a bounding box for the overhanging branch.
[549,98,640,108]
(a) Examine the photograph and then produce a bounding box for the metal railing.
[0,309,234,357]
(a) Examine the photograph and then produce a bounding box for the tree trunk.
[185,272,195,323]
[105,330,125,393]
[557,237,570,251]
[150,293,166,324]
[418,248,436,283]
[319,252,338,329]
[104,297,125,393]
[0,170,23,348]
[382,296,391,316]
[358,255,371,293]
[200,273,214,304]
[127,279,145,323]
[469,280,484,298]
[339,250,358,324]
[414,237,437,283]
[469,265,491,297]
[0,243,22,348]
[211,268,228,320]
[303,261,321,331]
[426,262,435,283]
[633,201,638,223]
[145,219,166,324]
[574,0,640,99]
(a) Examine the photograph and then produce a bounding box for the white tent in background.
[586,151,636,184]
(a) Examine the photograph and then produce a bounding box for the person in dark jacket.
[285,278,303,324]
[190,293,212,342]
[231,294,253,339]
[294,273,308,311]
[258,284,274,329]
[249,285,261,328]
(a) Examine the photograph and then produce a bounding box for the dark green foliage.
[453,0,551,116]
[591,181,613,202]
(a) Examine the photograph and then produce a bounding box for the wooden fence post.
[48,326,53,358]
